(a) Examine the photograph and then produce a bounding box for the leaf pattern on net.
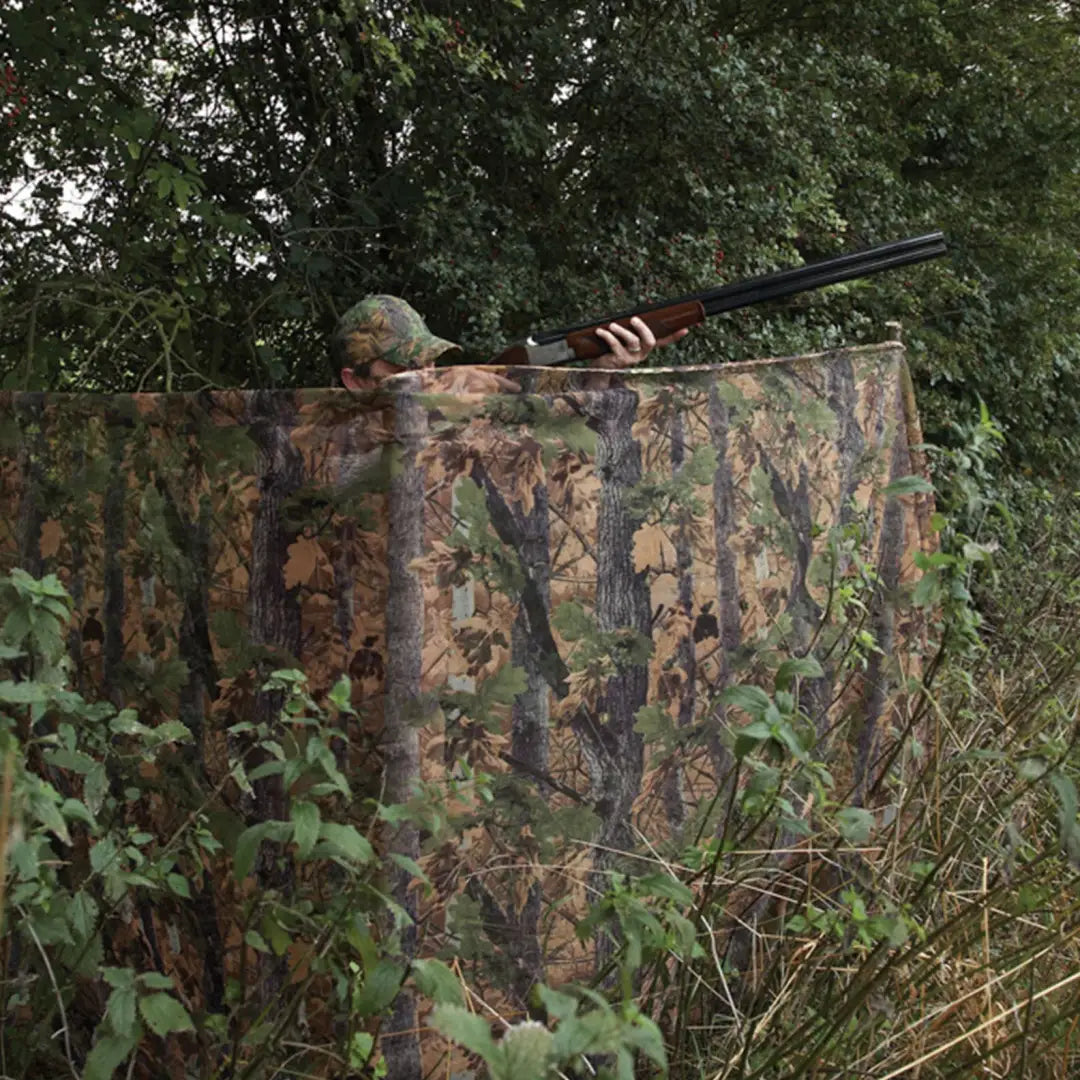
[0,351,933,1065]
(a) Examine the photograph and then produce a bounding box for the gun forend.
[566,300,706,361]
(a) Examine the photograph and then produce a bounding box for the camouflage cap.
[332,295,461,375]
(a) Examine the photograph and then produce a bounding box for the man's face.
[340,356,405,389]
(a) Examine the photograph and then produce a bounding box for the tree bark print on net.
[470,471,552,1008]
[0,348,932,1073]
[381,382,427,1080]
[572,385,651,974]
[244,390,305,1005]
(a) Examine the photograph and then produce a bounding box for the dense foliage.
[2,0,1080,470]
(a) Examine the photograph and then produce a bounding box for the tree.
[2,0,1079,471]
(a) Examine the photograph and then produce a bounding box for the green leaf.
[481,663,528,705]
[775,656,824,691]
[110,710,149,736]
[350,1031,375,1068]
[772,721,809,762]
[1050,771,1078,822]
[328,674,353,712]
[245,929,270,953]
[535,985,578,1022]
[234,822,275,882]
[83,1031,138,1080]
[0,680,47,704]
[291,800,321,859]
[68,891,99,942]
[620,1011,668,1070]
[85,763,109,816]
[138,992,194,1037]
[412,958,464,1006]
[1050,770,1080,855]
[262,667,307,690]
[246,760,286,782]
[721,685,772,717]
[105,986,138,1039]
[635,873,693,906]
[353,959,404,1018]
[35,795,71,845]
[912,569,941,608]
[740,719,774,741]
[44,747,97,773]
[1018,756,1050,781]
[172,177,192,210]
[103,967,136,990]
[551,600,595,642]
[90,836,120,874]
[11,837,39,881]
[138,972,176,990]
[318,822,373,864]
[147,720,192,744]
[430,1003,498,1060]
[1,609,30,647]
[389,851,431,887]
[166,873,191,898]
[61,797,96,827]
[262,914,292,956]
[836,806,875,846]
[884,475,933,497]
[633,704,672,739]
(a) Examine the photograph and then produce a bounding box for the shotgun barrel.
[495,231,947,366]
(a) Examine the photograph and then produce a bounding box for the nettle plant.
[0,568,414,1079]
[0,569,199,1077]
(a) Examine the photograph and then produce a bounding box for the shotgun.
[494,231,948,367]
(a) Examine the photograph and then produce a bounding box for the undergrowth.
[4,404,1080,1079]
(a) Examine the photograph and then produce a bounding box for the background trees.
[2,0,1079,469]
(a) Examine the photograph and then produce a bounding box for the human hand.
[592,315,690,370]
[388,366,522,394]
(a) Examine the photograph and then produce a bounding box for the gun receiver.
[495,231,948,367]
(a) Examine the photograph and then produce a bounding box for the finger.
[629,316,656,351]
[654,327,691,348]
[606,321,647,361]
[606,321,641,349]
[593,326,625,368]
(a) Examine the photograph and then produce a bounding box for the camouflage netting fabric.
[0,340,934,1075]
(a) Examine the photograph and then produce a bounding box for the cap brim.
[419,338,462,366]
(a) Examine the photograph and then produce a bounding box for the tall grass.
[629,472,1080,1077]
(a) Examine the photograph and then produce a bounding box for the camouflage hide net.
[0,340,935,1074]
